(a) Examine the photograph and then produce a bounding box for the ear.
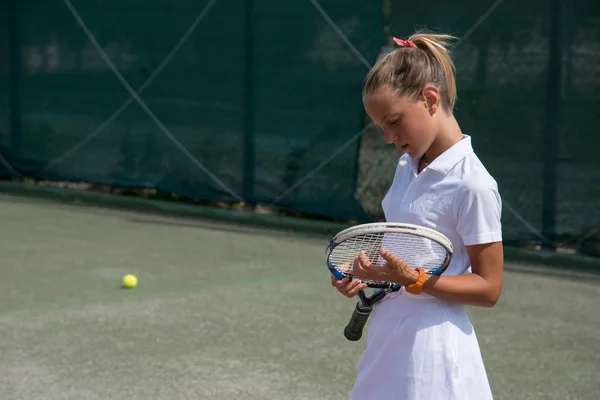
[421,86,440,116]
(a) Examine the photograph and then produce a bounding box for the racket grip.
[344,302,373,341]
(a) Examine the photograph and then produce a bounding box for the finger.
[331,275,351,287]
[341,285,361,297]
[379,248,394,262]
[339,276,358,289]
[358,251,372,263]
[346,282,368,297]
[354,255,387,281]
[379,248,405,271]
[339,260,353,273]
[353,252,373,272]
[357,253,373,272]
[340,277,363,293]
[351,258,368,279]
[348,277,364,288]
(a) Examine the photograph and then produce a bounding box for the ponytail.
[363,31,458,112]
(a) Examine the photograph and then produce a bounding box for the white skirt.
[349,293,493,400]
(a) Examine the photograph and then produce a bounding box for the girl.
[331,32,503,400]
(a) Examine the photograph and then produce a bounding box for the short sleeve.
[454,174,503,246]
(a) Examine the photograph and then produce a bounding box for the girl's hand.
[330,260,367,298]
[330,275,368,298]
[351,249,418,287]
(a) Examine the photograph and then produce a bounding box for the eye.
[389,118,399,126]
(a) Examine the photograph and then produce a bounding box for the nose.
[383,128,395,144]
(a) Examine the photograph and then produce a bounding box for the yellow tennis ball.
[122,274,138,288]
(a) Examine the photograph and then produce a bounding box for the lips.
[393,141,408,150]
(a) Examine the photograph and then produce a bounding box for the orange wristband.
[405,268,428,295]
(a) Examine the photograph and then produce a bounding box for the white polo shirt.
[349,135,499,400]
[381,135,502,280]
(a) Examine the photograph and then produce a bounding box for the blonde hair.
[363,32,457,112]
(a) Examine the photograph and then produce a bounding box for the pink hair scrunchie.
[392,37,417,48]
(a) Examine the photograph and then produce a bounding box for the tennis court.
[1,193,599,400]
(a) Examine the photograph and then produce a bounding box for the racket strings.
[330,232,448,275]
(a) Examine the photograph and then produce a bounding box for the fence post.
[243,0,255,206]
[8,0,22,165]
[541,0,562,249]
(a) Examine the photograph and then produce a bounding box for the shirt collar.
[411,135,474,175]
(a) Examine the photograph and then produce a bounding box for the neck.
[425,114,463,163]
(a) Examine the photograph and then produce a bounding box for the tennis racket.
[326,222,453,341]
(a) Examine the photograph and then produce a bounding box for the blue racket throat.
[428,266,445,276]
[327,262,346,280]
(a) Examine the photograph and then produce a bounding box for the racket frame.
[326,222,454,289]
[327,222,454,342]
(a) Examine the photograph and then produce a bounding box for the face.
[363,86,439,158]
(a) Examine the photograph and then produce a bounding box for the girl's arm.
[351,241,504,307]
[421,241,503,307]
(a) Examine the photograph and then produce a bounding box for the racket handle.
[344,302,373,341]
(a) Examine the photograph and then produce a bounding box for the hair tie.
[393,37,417,49]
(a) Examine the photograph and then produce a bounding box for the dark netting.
[0,0,11,178]
[2,0,599,255]
[1,0,382,222]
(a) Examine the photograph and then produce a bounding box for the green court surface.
[1,194,599,400]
